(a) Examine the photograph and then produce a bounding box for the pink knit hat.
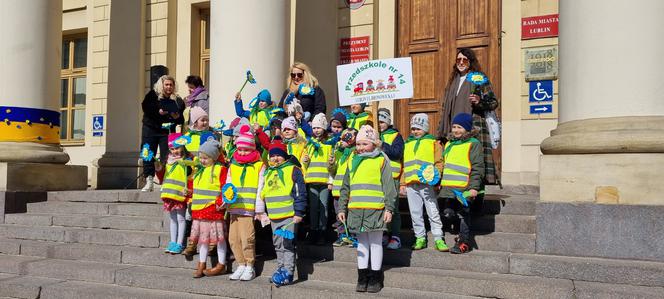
[234,125,256,150]
[356,125,379,145]
[167,133,183,148]
[189,106,208,125]
[281,116,298,132]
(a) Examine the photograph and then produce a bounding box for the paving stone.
[64,228,163,248]
[0,274,62,299]
[3,214,52,226]
[0,225,65,242]
[52,214,163,232]
[40,280,224,299]
[510,253,664,287]
[22,258,133,284]
[27,202,109,215]
[573,281,664,299]
[0,254,44,274]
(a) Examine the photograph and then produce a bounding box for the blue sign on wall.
[92,115,104,131]
[529,80,553,102]
[530,104,553,114]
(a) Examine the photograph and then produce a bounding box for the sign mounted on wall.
[336,57,413,106]
[92,115,104,137]
[525,46,558,81]
[339,36,370,65]
[529,80,553,103]
[522,14,559,40]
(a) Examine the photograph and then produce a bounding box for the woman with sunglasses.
[278,62,327,120]
[437,48,499,213]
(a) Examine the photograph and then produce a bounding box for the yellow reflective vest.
[249,107,272,128]
[332,149,355,197]
[286,139,306,163]
[441,140,475,188]
[185,131,216,156]
[380,130,403,179]
[261,164,296,220]
[305,139,332,184]
[160,162,189,202]
[403,137,436,184]
[347,155,386,210]
[228,160,263,214]
[191,163,222,211]
[348,112,370,130]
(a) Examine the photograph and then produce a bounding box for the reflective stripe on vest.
[380,131,403,179]
[160,163,188,202]
[403,138,435,184]
[191,164,222,211]
[305,142,332,184]
[261,165,296,220]
[348,113,369,130]
[332,151,355,197]
[229,160,264,214]
[348,156,386,210]
[441,141,473,188]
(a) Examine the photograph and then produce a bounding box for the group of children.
[154,87,485,293]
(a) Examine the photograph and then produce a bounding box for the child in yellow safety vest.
[185,107,217,157]
[347,103,373,130]
[159,133,194,255]
[338,125,397,294]
[377,108,404,250]
[400,113,447,252]
[280,116,307,165]
[330,127,356,247]
[234,89,275,129]
[225,125,266,281]
[257,137,307,287]
[301,113,333,245]
[189,139,229,278]
[439,113,485,254]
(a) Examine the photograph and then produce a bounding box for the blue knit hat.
[254,89,272,105]
[452,113,473,132]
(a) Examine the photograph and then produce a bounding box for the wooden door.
[396,0,501,137]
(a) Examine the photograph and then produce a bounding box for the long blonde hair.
[287,62,319,89]
[153,75,178,100]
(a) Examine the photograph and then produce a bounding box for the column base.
[0,162,87,192]
[95,152,143,190]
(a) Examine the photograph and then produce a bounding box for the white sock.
[369,231,383,270]
[216,240,227,265]
[198,243,209,263]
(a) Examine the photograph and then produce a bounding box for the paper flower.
[173,135,191,147]
[273,222,295,240]
[212,120,226,132]
[466,71,489,85]
[248,97,259,109]
[298,84,314,96]
[452,189,486,207]
[140,143,154,161]
[283,92,295,106]
[238,70,257,93]
[418,163,441,186]
[221,183,238,204]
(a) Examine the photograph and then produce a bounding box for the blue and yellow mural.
[0,106,61,144]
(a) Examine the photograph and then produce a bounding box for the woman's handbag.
[485,110,501,149]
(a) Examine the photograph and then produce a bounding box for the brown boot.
[193,262,206,278]
[183,241,197,257]
[203,262,226,277]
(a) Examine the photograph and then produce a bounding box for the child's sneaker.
[229,265,246,280]
[450,240,471,254]
[435,239,449,252]
[170,243,184,254]
[386,236,401,250]
[333,236,346,247]
[165,241,176,253]
[271,267,293,287]
[412,237,427,250]
[240,266,255,281]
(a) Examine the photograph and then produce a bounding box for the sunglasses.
[290,72,304,79]
[456,57,469,63]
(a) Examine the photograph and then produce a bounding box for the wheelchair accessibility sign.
[529,80,553,102]
[92,115,104,137]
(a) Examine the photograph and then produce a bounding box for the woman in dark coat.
[277,62,327,120]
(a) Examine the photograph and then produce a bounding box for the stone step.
[4,213,164,232]
[395,230,536,253]
[396,194,538,216]
[0,254,133,284]
[0,273,62,299]
[40,280,221,299]
[48,190,161,203]
[0,224,166,248]
[397,212,536,234]
[26,202,163,217]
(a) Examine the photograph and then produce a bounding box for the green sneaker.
[435,239,449,252]
[412,237,427,250]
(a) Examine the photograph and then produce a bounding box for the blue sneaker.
[165,241,176,253]
[271,267,285,286]
[170,243,184,254]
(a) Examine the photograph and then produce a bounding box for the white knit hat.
[311,113,328,129]
[410,113,430,132]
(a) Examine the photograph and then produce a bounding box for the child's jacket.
[438,135,485,198]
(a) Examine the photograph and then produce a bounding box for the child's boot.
[193,262,206,278]
[366,269,383,293]
[203,262,226,276]
[356,268,369,292]
[182,240,197,257]
[141,176,154,192]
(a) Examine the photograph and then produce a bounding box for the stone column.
[208,0,290,122]
[94,0,144,189]
[537,0,664,261]
[0,0,86,192]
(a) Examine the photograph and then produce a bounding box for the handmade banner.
[336,57,413,106]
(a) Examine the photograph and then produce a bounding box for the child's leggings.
[198,241,228,264]
[356,231,383,270]
[169,208,186,245]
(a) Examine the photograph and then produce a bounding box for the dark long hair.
[445,48,483,92]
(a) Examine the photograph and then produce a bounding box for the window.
[60,35,87,143]
[200,9,210,87]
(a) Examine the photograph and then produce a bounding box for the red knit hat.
[268,136,288,159]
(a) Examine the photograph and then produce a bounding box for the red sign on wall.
[339,36,370,65]
[522,14,559,40]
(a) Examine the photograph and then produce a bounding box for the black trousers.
[444,198,471,243]
[141,125,169,178]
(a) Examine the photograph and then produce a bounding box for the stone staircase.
[0,190,663,298]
